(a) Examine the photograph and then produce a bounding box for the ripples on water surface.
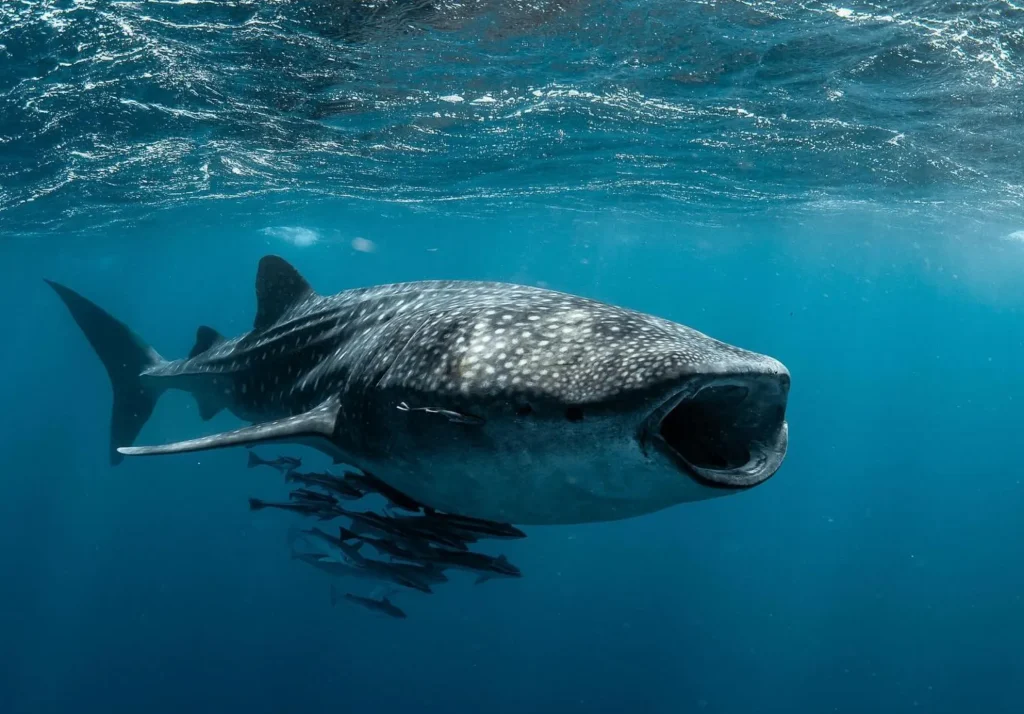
[5,5,1024,714]
[1,0,1022,234]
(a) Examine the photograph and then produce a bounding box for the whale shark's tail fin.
[46,280,167,466]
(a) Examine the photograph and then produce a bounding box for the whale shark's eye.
[565,407,584,422]
[515,404,533,417]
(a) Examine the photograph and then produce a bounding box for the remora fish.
[247,452,301,474]
[337,525,429,561]
[290,550,378,581]
[341,471,423,512]
[339,521,434,556]
[300,526,349,553]
[424,551,521,580]
[289,541,439,592]
[334,541,440,593]
[285,470,364,500]
[334,507,456,549]
[288,488,338,504]
[352,510,472,551]
[331,586,407,619]
[339,525,518,580]
[48,254,790,525]
[249,497,336,520]
[419,512,526,540]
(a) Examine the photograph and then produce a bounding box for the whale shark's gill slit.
[372,312,445,390]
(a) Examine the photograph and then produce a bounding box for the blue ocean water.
[2,2,1024,713]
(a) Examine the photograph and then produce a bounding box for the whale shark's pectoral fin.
[117,396,342,458]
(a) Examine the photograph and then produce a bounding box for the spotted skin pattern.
[57,256,790,525]
[153,278,777,416]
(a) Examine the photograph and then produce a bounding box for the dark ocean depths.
[2,2,1024,713]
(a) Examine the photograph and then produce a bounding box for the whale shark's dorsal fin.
[189,325,225,359]
[117,396,341,458]
[189,326,229,420]
[253,255,315,331]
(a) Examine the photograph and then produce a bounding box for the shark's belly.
[357,446,691,526]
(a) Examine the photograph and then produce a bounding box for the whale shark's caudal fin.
[45,280,168,466]
[117,396,342,459]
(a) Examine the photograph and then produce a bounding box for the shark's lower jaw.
[648,373,790,490]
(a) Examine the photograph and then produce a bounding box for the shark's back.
[295,278,759,405]
[152,276,630,397]
[160,268,768,427]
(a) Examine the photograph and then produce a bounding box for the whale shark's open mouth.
[647,373,789,489]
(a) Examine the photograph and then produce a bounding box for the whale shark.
[47,255,790,525]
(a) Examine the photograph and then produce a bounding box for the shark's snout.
[646,363,790,490]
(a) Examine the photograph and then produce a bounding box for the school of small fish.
[246,452,525,620]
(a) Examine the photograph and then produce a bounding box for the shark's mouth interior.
[654,375,789,488]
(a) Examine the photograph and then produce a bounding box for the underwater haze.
[2,2,1024,713]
